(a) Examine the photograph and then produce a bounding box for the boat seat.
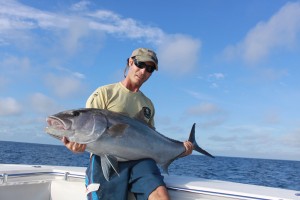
[50,180,86,200]
[0,181,51,200]
[0,180,86,200]
[0,180,136,200]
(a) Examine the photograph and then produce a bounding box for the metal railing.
[0,170,85,184]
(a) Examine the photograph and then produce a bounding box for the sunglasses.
[133,59,156,73]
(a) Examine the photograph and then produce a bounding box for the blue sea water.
[0,141,299,191]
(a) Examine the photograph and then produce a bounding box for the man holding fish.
[63,48,193,200]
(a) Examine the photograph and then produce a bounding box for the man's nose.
[139,67,147,74]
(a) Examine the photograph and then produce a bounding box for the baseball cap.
[130,48,158,70]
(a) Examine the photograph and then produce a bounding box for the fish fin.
[188,123,215,158]
[68,134,99,144]
[161,158,177,175]
[100,155,119,181]
[107,124,129,136]
[161,163,170,174]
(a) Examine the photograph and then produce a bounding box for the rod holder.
[64,172,70,181]
[1,173,8,184]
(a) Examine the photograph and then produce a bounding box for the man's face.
[127,58,155,87]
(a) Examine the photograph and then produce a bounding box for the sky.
[0,0,300,161]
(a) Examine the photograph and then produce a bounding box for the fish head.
[45,108,108,144]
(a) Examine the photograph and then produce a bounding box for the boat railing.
[0,169,85,184]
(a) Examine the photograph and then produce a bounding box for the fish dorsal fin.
[100,155,119,181]
[107,124,129,137]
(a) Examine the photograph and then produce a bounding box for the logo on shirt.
[143,107,151,119]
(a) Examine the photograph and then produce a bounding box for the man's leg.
[129,159,169,200]
[148,185,170,200]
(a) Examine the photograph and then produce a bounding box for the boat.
[1,164,299,200]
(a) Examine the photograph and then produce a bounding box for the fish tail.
[188,123,215,158]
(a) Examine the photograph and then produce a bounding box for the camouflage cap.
[130,48,158,70]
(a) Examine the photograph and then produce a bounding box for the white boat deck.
[1,164,299,200]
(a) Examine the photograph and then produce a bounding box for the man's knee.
[148,186,170,200]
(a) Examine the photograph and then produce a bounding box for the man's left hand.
[181,141,193,157]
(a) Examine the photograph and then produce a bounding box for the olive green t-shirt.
[86,82,155,127]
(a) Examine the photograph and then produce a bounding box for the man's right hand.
[62,137,86,153]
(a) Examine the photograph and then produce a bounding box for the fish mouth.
[45,116,73,139]
[47,132,63,140]
[46,116,67,130]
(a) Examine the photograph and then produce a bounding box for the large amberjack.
[45,108,214,181]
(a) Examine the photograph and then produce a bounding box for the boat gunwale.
[1,164,299,200]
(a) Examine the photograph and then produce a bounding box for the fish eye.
[72,111,80,116]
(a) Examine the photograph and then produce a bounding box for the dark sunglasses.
[133,59,156,73]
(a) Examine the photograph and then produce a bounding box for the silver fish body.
[45,108,214,181]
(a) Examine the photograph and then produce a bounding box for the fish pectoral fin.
[161,159,176,175]
[100,155,119,181]
[68,128,102,144]
[107,124,129,136]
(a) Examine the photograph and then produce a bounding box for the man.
[63,48,193,200]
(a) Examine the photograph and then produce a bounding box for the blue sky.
[0,0,300,161]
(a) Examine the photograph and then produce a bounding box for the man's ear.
[128,57,134,67]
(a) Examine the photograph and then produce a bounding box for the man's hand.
[181,141,193,157]
[62,137,86,153]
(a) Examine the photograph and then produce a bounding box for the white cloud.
[70,0,91,11]
[258,67,289,81]
[0,76,9,89]
[208,73,225,80]
[0,0,68,32]
[210,83,219,89]
[184,103,228,129]
[0,97,22,116]
[223,1,300,63]
[207,73,226,89]
[157,34,201,75]
[0,1,201,76]
[61,18,91,55]
[262,110,281,124]
[0,55,33,86]
[87,10,165,43]
[281,129,300,149]
[186,103,222,116]
[54,66,86,79]
[184,89,213,101]
[208,124,300,160]
[0,55,31,73]
[1,1,86,53]
[45,74,86,98]
[0,1,164,47]
[29,93,61,114]
[199,117,227,129]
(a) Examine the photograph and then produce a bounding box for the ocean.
[0,141,299,191]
